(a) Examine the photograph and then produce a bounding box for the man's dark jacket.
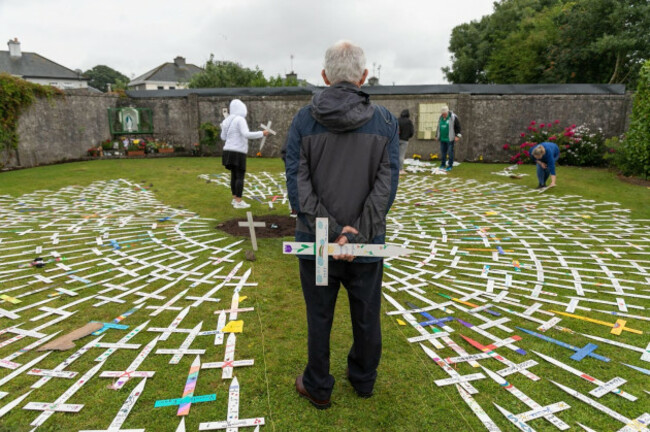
[284,82,400,262]
[398,109,414,141]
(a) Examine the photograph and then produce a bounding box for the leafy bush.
[199,122,221,147]
[503,120,609,167]
[618,60,650,179]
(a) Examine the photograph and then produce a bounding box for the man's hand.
[333,226,358,262]
[262,130,270,136]
[454,136,460,142]
[538,161,547,169]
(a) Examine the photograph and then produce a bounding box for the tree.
[443,0,560,83]
[188,55,299,88]
[549,0,650,86]
[443,0,650,87]
[485,3,564,83]
[618,60,650,178]
[84,65,129,92]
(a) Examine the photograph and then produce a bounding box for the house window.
[157,86,164,90]
[169,86,175,90]
[417,103,448,139]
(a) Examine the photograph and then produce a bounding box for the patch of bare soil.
[217,215,295,238]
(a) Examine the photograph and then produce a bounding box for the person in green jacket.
[435,105,461,171]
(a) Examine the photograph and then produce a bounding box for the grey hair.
[323,40,366,84]
[441,105,449,113]
[532,145,546,158]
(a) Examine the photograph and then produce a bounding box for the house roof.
[128,61,204,86]
[0,50,87,80]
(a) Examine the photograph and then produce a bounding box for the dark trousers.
[229,168,245,197]
[440,140,454,167]
[299,258,383,400]
[536,163,550,186]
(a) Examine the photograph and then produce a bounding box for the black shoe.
[346,368,374,398]
[295,375,331,409]
[536,184,546,189]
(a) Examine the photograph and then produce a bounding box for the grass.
[0,157,648,432]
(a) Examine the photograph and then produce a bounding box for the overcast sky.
[0,0,495,86]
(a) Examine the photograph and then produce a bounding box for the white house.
[128,56,203,90]
[0,38,88,89]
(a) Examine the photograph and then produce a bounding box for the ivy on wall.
[0,73,64,154]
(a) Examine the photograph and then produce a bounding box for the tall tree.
[443,0,650,87]
[548,0,650,85]
[188,55,299,88]
[84,65,129,92]
[485,3,564,83]
[443,0,560,83]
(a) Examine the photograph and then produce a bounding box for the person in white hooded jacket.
[220,99,269,208]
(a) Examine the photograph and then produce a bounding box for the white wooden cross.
[79,377,147,432]
[283,217,416,286]
[483,367,571,430]
[201,333,254,379]
[31,335,102,389]
[100,336,159,390]
[24,361,105,428]
[146,306,194,341]
[238,212,265,251]
[93,321,149,363]
[155,322,205,364]
[259,121,276,153]
[198,376,265,431]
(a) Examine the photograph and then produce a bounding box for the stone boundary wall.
[5,90,632,169]
[6,93,118,168]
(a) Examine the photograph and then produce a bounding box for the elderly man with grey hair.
[284,40,400,409]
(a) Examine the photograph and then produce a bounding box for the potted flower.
[100,139,113,152]
[145,140,158,154]
[127,142,145,156]
[158,141,174,154]
[87,146,102,157]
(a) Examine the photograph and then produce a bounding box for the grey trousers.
[398,140,409,169]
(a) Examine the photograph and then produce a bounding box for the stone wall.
[7,93,118,168]
[5,88,632,169]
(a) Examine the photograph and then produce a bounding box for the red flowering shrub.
[503,120,611,166]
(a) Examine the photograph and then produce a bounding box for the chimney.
[8,38,21,58]
[174,56,186,68]
[285,72,297,81]
[367,76,379,86]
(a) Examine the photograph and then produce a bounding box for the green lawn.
[0,158,648,432]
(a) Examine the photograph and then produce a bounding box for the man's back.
[285,82,399,248]
[287,41,399,410]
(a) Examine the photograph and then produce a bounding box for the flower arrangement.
[412,154,422,160]
[100,139,113,151]
[503,120,610,167]
[87,146,102,157]
[429,153,439,160]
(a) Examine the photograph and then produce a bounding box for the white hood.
[229,99,247,117]
[220,99,264,154]
[221,99,247,135]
